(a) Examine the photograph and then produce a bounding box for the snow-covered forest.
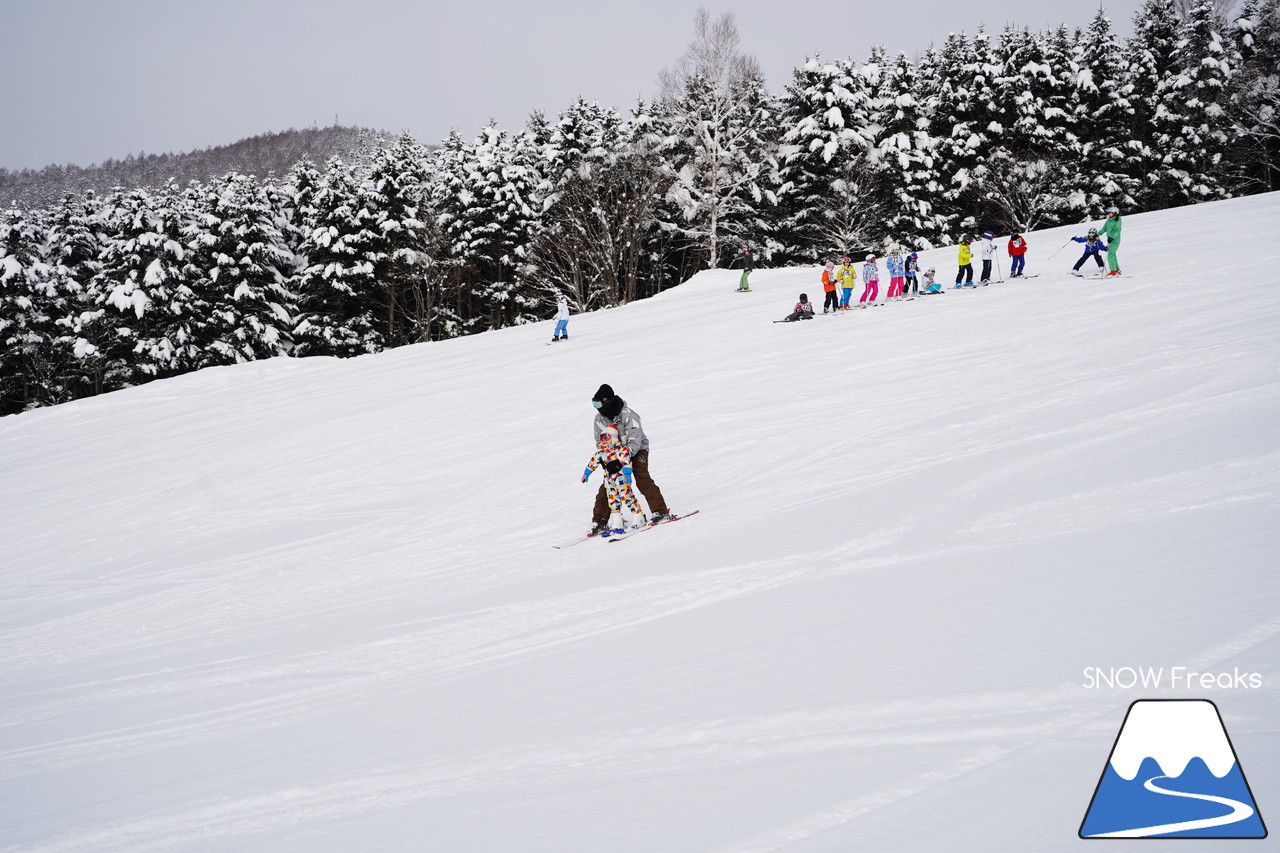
[2,0,1278,416]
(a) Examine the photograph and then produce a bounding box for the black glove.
[605,459,623,475]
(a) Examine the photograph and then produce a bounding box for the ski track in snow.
[2,194,1279,851]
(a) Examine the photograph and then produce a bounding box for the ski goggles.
[592,400,604,408]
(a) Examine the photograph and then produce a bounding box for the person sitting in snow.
[589,385,672,534]
[781,293,816,322]
[582,426,645,534]
[1070,229,1108,276]
[922,267,942,294]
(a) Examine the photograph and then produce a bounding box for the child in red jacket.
[582,426,645,533]
[1008,231,1029,278]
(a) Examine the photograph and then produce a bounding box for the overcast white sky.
[1,0,1148,172]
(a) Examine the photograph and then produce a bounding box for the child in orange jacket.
[821,261,838,313]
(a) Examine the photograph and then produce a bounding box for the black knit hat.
[593,384,615,402]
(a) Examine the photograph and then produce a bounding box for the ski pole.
[1047,237,1074,261]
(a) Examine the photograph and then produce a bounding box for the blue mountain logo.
[1081,700,1266,838]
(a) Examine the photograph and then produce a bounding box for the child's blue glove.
[624,466,634,485]
[582,467,592,483]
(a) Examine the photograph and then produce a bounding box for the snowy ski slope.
[2,193,1279,851]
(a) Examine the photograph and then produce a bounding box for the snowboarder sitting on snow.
[1070,229,1108,276]
[781,293,816,322]
[589,385,672,534]
[582,426,645,533]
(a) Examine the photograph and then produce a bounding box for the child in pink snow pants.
[886,250,906,299]
[859,255,880,306]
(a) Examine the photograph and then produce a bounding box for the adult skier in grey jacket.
[590,384,671,533]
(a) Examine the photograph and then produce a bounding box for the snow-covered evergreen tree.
[0,207,56,413]
[775,56,878,261]
[291,159,384,357]
[1162,0,1235,202]
[196,173,295,364]
[1228,0,1280,191]
[363,132,438,345]
[1076,11,1137,207]
[1125,0,1192,207]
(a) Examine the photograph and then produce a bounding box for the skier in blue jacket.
[1070,229,1108,276]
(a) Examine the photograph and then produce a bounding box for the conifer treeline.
[2,0,1277,415]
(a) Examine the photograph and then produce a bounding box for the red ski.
[607,510,700,542]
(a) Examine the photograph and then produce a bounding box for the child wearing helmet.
[1098,206,1122,276]
[820,261,839,313]
[922,267,943,294]
[1070,229,1108,276]
[886,247,906,300]
[978,231,998,283]
[903,252,920,296]
[955,236,974,287]
[780,293,816,322]
[836,256,856,309]
[582,426,645,535]
[859,254,880,307]
[1008,231,1028,278]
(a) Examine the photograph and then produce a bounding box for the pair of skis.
[552,510,699,549]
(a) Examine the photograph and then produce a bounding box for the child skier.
[582,425,645,534]
[1070,229,1108,276]
[921,268,943,294]
[978,230,997,283]
[552,294,570,342]
[738,246,754,291]
[859,254,880,307]
[1008,231,1028,278]
[903,252,920,296]
[836,256,856,309]
[955,235,974,287]
[1098,206,1122,275]
[886,248,906,300]
[821,261,839,313]
[780,293,816,322]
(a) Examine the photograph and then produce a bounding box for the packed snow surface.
[3,194,1279,851]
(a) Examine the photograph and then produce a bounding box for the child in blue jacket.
[1070,229,1108,276]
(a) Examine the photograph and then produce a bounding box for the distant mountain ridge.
[0,125,398,209]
